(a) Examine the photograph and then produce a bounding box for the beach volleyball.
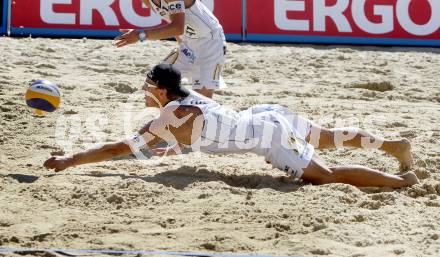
[25,80,61,115]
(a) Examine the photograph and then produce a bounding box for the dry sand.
[0,37,440,257]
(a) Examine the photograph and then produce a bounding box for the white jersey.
[164,91,315,178]
[164,90,244,153]
[149,0,223,40]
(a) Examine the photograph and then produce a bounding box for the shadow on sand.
[1,165,302,192]
[1,174,40,183]
[2,170,402,195]
[77,165,302,192]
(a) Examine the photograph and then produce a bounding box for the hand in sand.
[44,156,73,172]
[149,144,182,157]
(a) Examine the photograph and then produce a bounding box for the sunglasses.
[142,79,159,90]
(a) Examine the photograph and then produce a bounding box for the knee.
[315,172,338,185]
[194,88,214,98]
[321,129,336,148]
[309,128,334,149]
[325,167,351,184]
[303,167,337,185]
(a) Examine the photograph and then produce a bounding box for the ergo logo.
[275,0,440,36]
[39,0,214,27]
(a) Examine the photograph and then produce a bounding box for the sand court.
[0,37,440,256]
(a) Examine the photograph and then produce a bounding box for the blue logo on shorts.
[182,48,196,63]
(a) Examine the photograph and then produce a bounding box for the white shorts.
[162,33,226,90]
[250,104,315,178]
[264,129,315,178]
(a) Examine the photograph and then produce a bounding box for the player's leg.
[300,156,419,188]
[162,48,180,66]
[264,123,418,188]
[305,124,412,171]
[194,87,214,98]
[193,64,221,98]
[162,47,195,91]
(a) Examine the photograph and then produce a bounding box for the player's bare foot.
[399,171,419,187]
[390,139,413,172]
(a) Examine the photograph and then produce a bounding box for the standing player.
[115,0,226,98]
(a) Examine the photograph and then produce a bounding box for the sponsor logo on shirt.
[184,25,198,38]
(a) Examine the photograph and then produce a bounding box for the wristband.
[138,31,147,42]
[125,133,147,154]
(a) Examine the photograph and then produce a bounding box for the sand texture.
[0,37,440,257]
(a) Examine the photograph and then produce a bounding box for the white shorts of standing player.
[162,29,227,90]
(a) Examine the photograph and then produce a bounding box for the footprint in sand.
[36,63,56,69]
[106,82,136,94]
[349,81,394,92]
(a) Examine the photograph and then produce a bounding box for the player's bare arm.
[115,0,192,47]
[43,121,161,172]
[43,103,202,172]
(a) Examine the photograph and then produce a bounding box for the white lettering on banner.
[314,0,351,32]
[352,0,393,34]
[38,0,168,27]
[275,0,309,31]
[41,0,75,25]
[120,0,161,27]
[201,0,214,12]
[273,0,440,36]
[80,0,118,25]
[396,0,440,36]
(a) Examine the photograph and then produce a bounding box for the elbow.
[175,26,184,36]
[171,22,185,36]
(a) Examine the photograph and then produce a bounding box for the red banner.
[247,0,440,45]
[8,0,440,46]
[10,0,242,39]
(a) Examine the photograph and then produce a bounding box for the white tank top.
[149,0,223,39]
[164,91,264,155]
[164,92,314,174]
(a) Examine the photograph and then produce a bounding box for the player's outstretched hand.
[114,29,140,48]
[149,144,182,157]
[43,156,72,172]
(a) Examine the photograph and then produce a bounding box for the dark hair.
[147,63,190,98]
